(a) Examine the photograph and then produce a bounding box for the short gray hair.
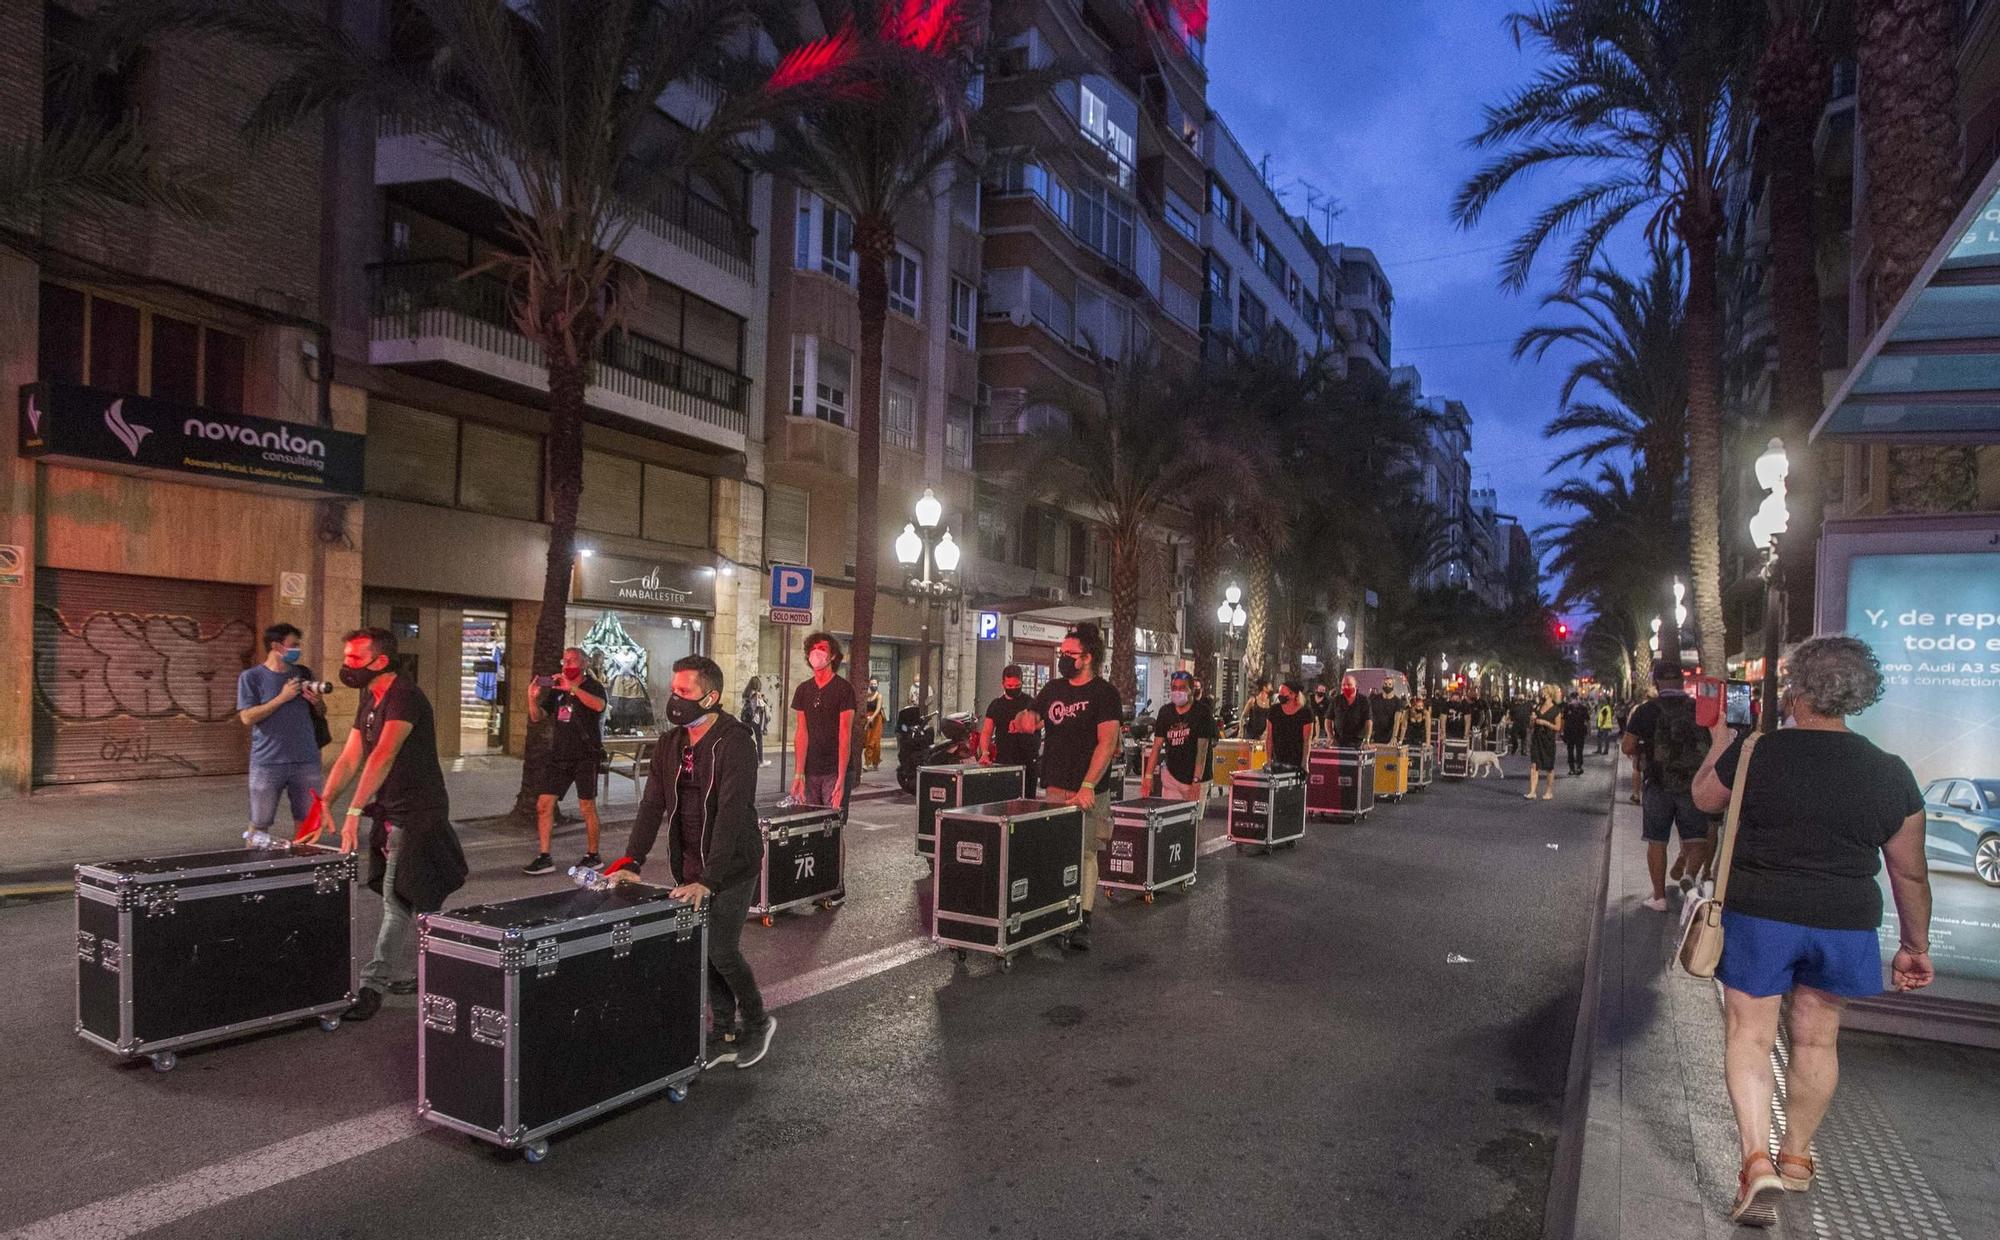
[1784,635,1886,718]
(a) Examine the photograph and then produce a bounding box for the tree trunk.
[1242,539,1273,682]
[1187,528,1218,688]
[1109,530,1141,708]
[1681,209,1730,675]
[1756,12,1829,640]
[1859,0,1980,511]
[850,219,893,744]
[513,321,595,817]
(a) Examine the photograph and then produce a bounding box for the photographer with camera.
[236,623,328,845]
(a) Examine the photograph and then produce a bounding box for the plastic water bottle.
[243,829,275,849]
[569,864,610,891]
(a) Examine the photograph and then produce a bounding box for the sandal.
[1731,1152,1785,1227]
[1776,1152,1815,1192]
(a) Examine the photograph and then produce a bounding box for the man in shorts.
[1622,663,1711,910]
[1145,670,1216,802]
[523,647,607,875]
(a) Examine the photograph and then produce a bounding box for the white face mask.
[1170,690,1189,707]
[807,650,830,672]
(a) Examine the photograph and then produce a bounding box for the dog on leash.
[1468,750,1505,778]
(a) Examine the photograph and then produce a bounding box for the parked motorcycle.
[895,707,979,794]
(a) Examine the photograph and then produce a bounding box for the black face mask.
[338,661,384,689]
[1056,654,1081,679]
[665,693,717,728]
[1003,686,1022,698]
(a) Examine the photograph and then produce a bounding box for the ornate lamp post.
[1748,438,1790,734]
[896,487,960,712]
[1215,584,1247,706]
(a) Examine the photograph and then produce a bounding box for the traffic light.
[1555,622,1570,641]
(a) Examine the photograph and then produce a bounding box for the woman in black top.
[1690,636,1932,1227]
[1263,683,1315,768]
[1524,685,1562,800]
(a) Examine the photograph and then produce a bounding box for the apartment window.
[1078,81,1135,187]
[1208,177,1235,226]
[949,277,977,347]
[794,190,857,286]
[946,398,974,468]
[1162,278,1200,330]
[976,504,1012,562]
[884,375,919,450]
[1075,284,1134,360]
[457,422,542,520]
[1163,192,1199,243]
[766,483,811,565]
[37,283,247,413]
[1238,290,1268,347]
[998,156,1071,224]
[888,245,922,319]
[1072,182,1135,271]
[790,336,853,426]
[1027,271,1074,339]
[579,450,644,536]
[366,403,459,508]
[641,464,712,547]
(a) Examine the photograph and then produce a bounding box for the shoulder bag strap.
[1709,731,1761,905]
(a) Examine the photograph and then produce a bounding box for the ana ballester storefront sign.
[20,382,364,496]
[574,552,716,613]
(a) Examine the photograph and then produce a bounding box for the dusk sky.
[1204,0,1648,593]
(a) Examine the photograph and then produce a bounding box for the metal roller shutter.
[32,569,258,785]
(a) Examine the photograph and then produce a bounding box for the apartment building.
[1324,243,1393,377]
[969,0,1208,705]
[1390,365,1480,596]
[1199,113,1319,369]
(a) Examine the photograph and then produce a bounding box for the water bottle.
[568,864,610,891]
[243,829,276,849]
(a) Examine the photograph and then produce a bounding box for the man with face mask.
[1018,625,1122,949]
[315,627,465,1023]
[607,655,774,1068]
[237,622,327,845]
[1266,680,1316,768]
[1328,673,1372,747]
[522,647,607,876]
[791,631,857,814]
[980,664,1041,792]
[1145,669,1217,802]
[1369,681,1405,748]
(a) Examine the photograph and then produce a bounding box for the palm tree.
[756,0,986,722]
[1540,461,1684,690]
[130,0,797,811]
[1857,0,1980,512]
[0,120,221,230]
[1454,0,1759,674]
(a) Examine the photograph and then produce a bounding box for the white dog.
[1469,750,1505,778]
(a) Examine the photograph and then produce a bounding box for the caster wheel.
[1186,875,1197,888]
[319,1016,341,1033]
[997,956,1015,974]
[952,948,968,966]
[522,1140,549,1164]
[760,915,775,928]
[667,1085,689,1104]
[1141,892,1155,905]
[149,1051,177,1073]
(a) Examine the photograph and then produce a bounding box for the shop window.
[888,246,922,318]
[579,450,643,537]
[36,283,246,410]
[150,314,200,404]
[365,402,458,506]
[201,327,246,414]
[884,375,919,450]
[457,422,541,520]
[89,297,141,394]
[766,483,811,566]
[642,464,712,547]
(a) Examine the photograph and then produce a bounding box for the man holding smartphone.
[522,647,607,876]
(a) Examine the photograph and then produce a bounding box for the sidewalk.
[1565,793,2000,1238]
[0,754,905,887]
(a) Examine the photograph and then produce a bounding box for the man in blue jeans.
[1621,663,1713,911]
[236,623,326,842]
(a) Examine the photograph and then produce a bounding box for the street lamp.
[1334,616,1350,679]
[1216,585,1247,708]
[1749,437,1790,733]
[897,487,961,713]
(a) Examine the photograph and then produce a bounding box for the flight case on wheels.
[75,844,358,1072]
[1100,797,1200,903]
[1408,737,1435,788]
[1372,744,1410,802]
[1441,737,1471,779]
[1212,738,1267,786]
[418,884,706,1163]
[916,764,1026,858]
[933,800,1084,970]
[1228,767,1306,853]
[1307,747,1376,820]
[749,802,844,925]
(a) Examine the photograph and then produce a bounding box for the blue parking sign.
[770,564,813,610]
[976,611,1001,640]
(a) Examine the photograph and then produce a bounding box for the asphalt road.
[1,751,1616,1240]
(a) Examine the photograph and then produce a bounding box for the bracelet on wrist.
[344,808,364,818]
[1900,942,1929,954]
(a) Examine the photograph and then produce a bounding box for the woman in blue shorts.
[1691,636,1933,1227]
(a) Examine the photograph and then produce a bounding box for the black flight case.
[749,802,845,925]
[1227,766,1307,853]
[1100,796,1200,903]
[933,799,1084,971]
[1409,733,1435,789]
[1307,746,1376,821]
[75,844,358,1072]
[916,763,1025,858]
[417,884,706,1163]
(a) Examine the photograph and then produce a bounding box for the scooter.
[895,708,979,793]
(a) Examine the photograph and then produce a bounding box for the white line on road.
[1,935,939,1240]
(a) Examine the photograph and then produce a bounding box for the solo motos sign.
[19,382,364,496]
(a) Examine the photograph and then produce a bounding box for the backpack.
[1651,695,1705,792]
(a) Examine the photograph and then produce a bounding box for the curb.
[1539,772,1618,1240]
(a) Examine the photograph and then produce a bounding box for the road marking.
[852,818,902,832]
[2,935,940,1240]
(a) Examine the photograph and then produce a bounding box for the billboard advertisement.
[1820,516,2000,1012]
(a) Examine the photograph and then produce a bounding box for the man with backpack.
[1620,663,1712,911]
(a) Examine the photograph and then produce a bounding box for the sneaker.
[576,852,603,870]
[706,1025,740,1067]
[342,987,383,1022]
[734,1016,776,1069]
[386,978,419,995]
[521,853,555,876]
[1642,896,1669,912]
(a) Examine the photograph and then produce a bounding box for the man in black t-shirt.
[523,646,607,876]
[1622,664,1711,910]
[1145,669,1217,802]
[980,664,1041,792]
[319,627,465,1023]
[790,631,856,814]
[1021,625,1122,949]
[1327,674,1371,746]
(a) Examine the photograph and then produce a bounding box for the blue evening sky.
[1205,0,1648,602]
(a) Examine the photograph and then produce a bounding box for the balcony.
[367,260,748,453]
[374,115,757,317]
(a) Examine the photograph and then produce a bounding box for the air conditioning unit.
[976,381,992,406]
[1031,584,1067,604]
[1074,575,1094,598]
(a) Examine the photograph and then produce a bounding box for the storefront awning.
[1815,154,2000,443]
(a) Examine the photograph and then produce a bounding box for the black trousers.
[1565,737,1585,771]
[703,879,765,1031]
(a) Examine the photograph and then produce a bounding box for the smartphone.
[1691,675,1725,728]
[1724,680,1754,727]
